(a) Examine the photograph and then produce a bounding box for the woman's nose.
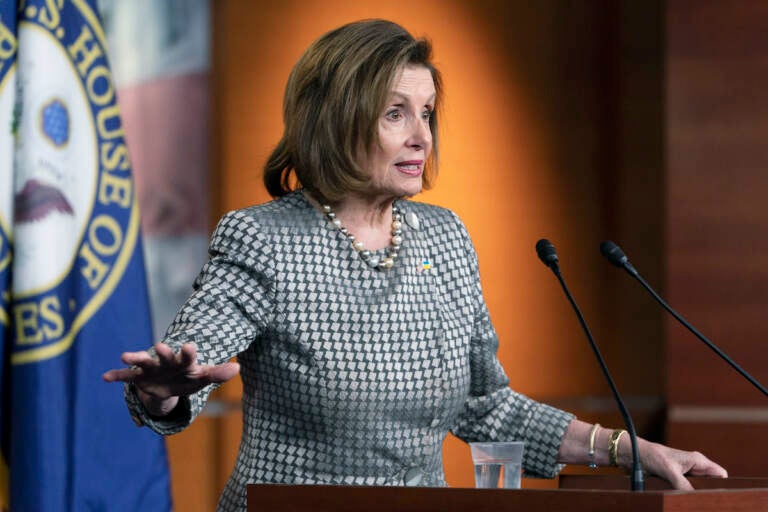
[407,117,431,149]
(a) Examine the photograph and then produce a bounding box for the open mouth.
[14,179,74,223]
[395,160,423,176]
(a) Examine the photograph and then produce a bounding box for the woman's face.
[361,65,435,200]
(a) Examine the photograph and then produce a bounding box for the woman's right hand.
[102,342,240,417]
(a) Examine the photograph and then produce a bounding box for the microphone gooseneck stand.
[536,239,644,491]
[599,240,768,398]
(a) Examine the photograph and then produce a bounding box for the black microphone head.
[600,240,628,268]
[536,238,559,269]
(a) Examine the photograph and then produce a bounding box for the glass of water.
[469,442,524,489]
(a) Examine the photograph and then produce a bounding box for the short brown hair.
[263,19,442,202]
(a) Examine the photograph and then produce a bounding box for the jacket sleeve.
[448,213,574,478]
[125,209,276,435]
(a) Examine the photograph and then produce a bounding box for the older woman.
[104,19,725,512]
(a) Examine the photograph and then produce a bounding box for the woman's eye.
[386,110,403,121]
[422,110,433,121]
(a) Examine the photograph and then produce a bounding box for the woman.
[104,19,726,511]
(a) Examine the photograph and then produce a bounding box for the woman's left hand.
[638,440,728,490]
[558,420,727,490]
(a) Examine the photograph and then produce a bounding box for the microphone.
[536,239,644,491]
[535,238,560,272]
[600,240,768,398]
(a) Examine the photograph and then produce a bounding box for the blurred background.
[100,0,768,509]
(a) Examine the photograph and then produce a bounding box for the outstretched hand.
[102,342,240,416]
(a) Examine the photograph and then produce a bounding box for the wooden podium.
[247,476,768,511]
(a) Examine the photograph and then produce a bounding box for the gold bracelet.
[587,423,601,468]
[608,429,627,467]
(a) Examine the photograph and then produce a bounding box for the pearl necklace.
[321,203,403,269]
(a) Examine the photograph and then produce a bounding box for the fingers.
[665,451,726,490]
[179,343,198,368]
[108,343,192,384]
[706,464,729,478]
[120,350,155,366]
[687,452,728,478]
[102,367,141,383]
[104,342,233,398]
[667,472,694,491]
[645,444,728,490]
[154,342,177,365]
[205,361,240,383]
[155,342,198,368]
[652,448,694,490]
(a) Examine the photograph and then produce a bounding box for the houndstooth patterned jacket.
[125,191,574,512]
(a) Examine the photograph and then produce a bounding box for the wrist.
[588,426,632,468]
[612,429,640,469]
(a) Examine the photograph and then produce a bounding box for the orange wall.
[167,1,666,510]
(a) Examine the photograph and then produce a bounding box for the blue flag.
[1,1,172,510]
[1,3,17,509]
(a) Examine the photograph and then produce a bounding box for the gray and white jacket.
[126,190,574,512]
